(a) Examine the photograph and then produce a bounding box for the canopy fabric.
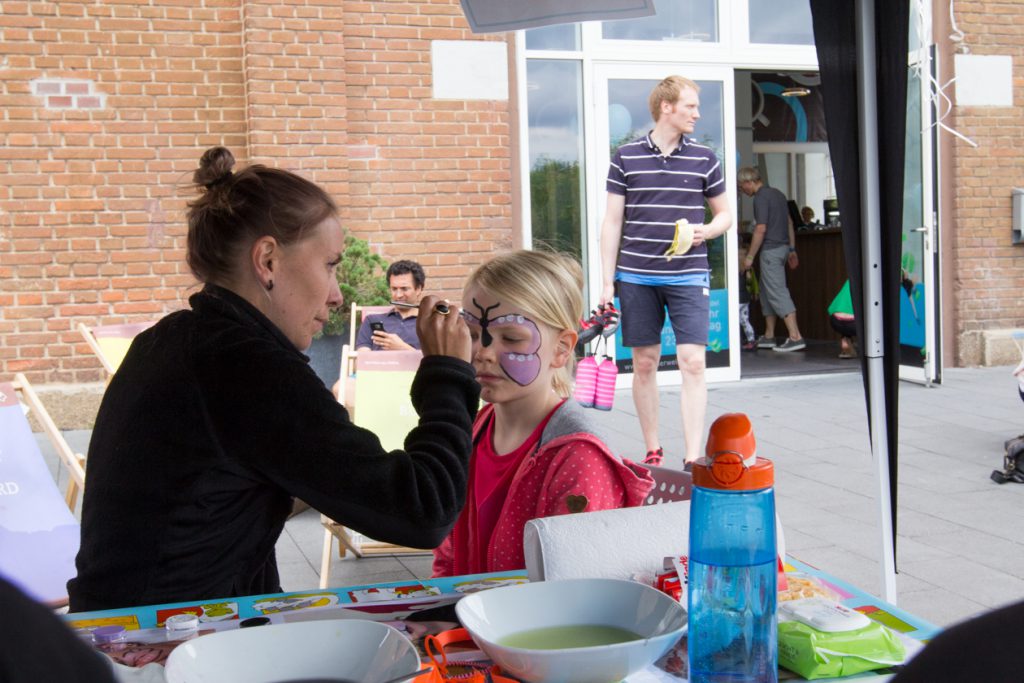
[810,0,910,570]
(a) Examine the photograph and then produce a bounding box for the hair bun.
[194,146,235,190]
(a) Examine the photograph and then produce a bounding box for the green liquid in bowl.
[497,625,642,650]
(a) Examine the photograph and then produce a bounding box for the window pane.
[748,0,814,45]
[525,24,580,51]
[527,60,586,261]
[603,0,717,43]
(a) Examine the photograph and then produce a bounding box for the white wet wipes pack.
[779,597,871,633]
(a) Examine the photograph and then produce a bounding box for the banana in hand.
[664,218,694,259]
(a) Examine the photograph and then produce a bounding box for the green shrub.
[321,235,390,337]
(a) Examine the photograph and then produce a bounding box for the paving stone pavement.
[40,365,1024,629]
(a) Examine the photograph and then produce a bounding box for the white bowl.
[455,578,686,683]
[165,619,420,683]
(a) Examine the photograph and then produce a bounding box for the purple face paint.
[464,299,543,386]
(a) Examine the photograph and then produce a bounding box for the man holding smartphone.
[355,260,426,351]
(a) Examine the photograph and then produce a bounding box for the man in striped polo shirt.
[599,75,732,469]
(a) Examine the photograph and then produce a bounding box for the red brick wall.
[1,1,246,384]
[0,0,513,385]
[342,1,511,293]
[947,2,1024,364]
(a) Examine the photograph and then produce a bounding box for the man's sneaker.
[773,337,807,352]
[756,335,776,349]
[642,447,664,466]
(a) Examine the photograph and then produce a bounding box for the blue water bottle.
[688,413,777,683]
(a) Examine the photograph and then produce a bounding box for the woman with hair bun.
[69,147,478,611]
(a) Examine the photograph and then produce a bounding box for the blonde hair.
[464,250,583,398]
[648,75,700,123]
[737,166,762,183]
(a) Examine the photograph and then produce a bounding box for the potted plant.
[308,235,391,386]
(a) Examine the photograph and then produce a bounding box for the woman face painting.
[462,284,569,405]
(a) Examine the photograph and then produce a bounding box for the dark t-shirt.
[753,185,790,248]
[355,310,420,350]
[606,133,725,277]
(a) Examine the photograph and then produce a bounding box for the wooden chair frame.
[77,321,157,378]
[11,373,86,510]
[320,307,430,587]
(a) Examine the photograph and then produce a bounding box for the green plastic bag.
[778,619,906,680]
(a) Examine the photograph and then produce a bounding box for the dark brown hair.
[186,147,338,284]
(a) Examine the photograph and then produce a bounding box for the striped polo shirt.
[606,133,725,279]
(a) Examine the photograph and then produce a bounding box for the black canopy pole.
[811,0,908,603]
[855,0,897,603]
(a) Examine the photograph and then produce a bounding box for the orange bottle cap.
[692,452,774,490]
[693,412,774,490]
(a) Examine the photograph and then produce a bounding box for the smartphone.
[370,321,385,333]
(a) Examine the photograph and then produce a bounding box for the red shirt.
[470,401,563,571]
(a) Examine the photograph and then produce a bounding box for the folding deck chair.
[77,321,156,377]
[320,348,430,588]
[0,374,86,605]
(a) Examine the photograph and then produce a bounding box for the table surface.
[66,556,938,681]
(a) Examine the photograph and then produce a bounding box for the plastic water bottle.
[574,355,598,407]
[688,413,777,683]
[593,356,617,411]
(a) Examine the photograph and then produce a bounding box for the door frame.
[898,19,940,385]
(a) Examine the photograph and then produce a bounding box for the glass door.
[591,63,738,384]
[898,36,939,384]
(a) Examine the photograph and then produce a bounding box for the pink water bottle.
[574,355,598,407]
[594,356,617,411]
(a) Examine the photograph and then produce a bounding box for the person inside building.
[800,205,824,230]
[355,259,426,351]
[68,147,479,611]
[432,250,653,576]
[739,166,806,352]
[828,280,857,359]
[598,74,732,469]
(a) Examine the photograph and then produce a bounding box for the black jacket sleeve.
[197,327,479,549]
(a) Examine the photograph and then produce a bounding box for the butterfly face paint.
[463,298,542,386]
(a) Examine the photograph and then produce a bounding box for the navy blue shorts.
[618,281,709,347]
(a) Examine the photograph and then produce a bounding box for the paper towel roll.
[522,503,787,583]
[523,502,692,582]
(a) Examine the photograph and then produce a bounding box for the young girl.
[737,234,759,351]
[432,250,654,576]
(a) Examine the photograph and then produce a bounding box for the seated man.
[355,260,425,351]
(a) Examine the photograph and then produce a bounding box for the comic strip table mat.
[65,557,940,681]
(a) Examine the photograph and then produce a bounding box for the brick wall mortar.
[949,2,1024,365]
[1,1,248,383]
[342,0,511,295]
[2,0,514,385]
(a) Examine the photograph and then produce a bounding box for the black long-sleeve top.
[68,285,478,612]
